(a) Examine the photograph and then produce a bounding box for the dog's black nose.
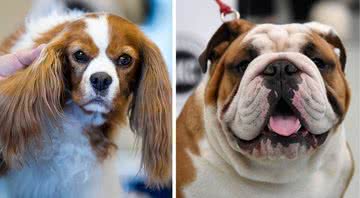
[90,72,113,91]
[263,60,298,77]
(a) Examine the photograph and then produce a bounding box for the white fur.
[84,16,109,50]
[11,11,84,53]
[5,103,122,198]
[82,15,120,113]
[243,23,312,54]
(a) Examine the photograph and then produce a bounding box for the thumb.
[0,44,46,78]
[14,44,46,67]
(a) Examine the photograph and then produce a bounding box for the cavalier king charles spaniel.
[0,11,171,197]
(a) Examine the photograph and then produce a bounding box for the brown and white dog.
[177,19,353,198]
[0,11,171,197]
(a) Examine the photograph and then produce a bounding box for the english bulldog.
[176,19,354,198]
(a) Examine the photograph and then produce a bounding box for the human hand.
[0,44,45,80]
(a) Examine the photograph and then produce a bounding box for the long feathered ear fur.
[0,45,65,167]
[129,38,172,187]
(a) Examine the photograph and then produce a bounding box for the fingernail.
[35,44,46,53]
[30,44,47,60]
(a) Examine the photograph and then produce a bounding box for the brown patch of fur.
[198,19,253,107]
[176,93,205,198]
[310,32,351,122]
[85,124,117,161]
[198,19,254,73]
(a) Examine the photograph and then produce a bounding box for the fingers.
[0,44,46,78]
[14,44,46,67]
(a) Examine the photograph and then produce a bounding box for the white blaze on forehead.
[243,24,312,53]
[85,15,110,49]
[82,15,120,113]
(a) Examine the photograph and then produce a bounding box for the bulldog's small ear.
[305,22,347,70]
[199,19,254,73]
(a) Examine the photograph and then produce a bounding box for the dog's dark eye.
[235,60,250,73]
[117,54,132,67]
[73,50,90,63]
[311,57,327,69]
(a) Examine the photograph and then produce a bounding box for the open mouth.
[232,99,328,159]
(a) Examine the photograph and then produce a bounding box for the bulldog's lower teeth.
[287,143,300,159]
[300,145,306,154]
[260,139,266,155]
[274,143,282,157]
[252,147,260,157]
[251,139,305,159]
[266,139,273,156]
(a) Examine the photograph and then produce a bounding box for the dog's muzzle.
[220,52,338,159]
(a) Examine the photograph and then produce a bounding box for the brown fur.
[201,20,254,107]
[176,93,205,198]
[85,124,117,161]
[309,32,351,121]
[129,37,172,187]
[198,19,254,73]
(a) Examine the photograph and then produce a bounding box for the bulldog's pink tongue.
[268,115,301,136]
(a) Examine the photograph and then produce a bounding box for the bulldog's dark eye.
[235,60,250,73]
[117,54,132,67]
[73,50,90,63]
[311,57,327,69]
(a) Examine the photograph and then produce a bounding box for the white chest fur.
[184,129,352,198]
[4,104,121,198]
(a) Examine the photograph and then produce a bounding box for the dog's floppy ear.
[0,44,65,167]
[129,38,171,187]
[305,22,346,70]
[199,19,254,73]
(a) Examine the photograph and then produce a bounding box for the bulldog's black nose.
[90,72,113,91]
[263,60,298,77]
